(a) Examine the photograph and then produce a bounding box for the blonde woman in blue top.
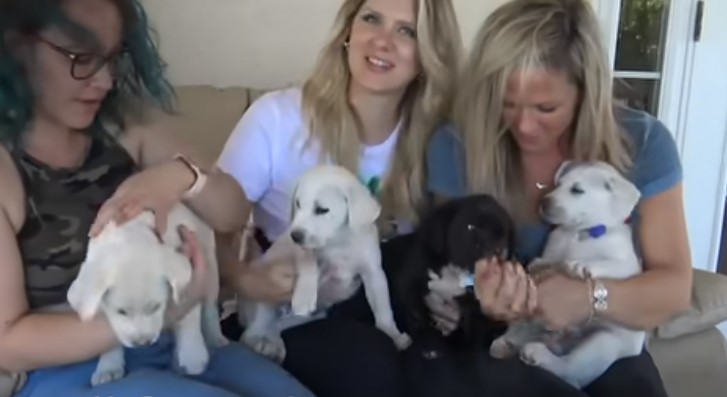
[426,1,689,396]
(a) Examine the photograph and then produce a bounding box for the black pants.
[221,232,669,397]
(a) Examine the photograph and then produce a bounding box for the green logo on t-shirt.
[363,176,381,197]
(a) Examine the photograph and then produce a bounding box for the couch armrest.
[648,327,727,397]
[654,269,727,339]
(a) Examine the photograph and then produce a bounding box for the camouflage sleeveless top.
[10,133,137,309]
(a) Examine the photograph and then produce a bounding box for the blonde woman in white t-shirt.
[215,0,463,396]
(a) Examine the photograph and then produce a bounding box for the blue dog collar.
[586,224,607,239]
[460,273,475,289]
[578,218,631,240]
[577,224,607,240]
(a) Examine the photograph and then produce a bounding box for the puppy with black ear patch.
[240,165,411,362]
[489,160,644,389]
[396,194,516,353]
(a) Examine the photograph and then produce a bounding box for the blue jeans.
[16,333,316,397]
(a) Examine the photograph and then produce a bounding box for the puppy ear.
[67,250,115,321]
[160,249,193,304]
[289,182,299,223]
[608,173,641,220]
[554,160,577,182]
[346,180,381,228]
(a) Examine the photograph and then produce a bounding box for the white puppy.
[489,161,645,388]
[66,203,228,386]
[240,165,411,362]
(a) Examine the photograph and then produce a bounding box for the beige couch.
[3,85,727,397]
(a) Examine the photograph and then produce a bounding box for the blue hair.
[0,0,175,143]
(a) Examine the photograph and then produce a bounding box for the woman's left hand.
[163,226,211,327]
[534,272,592,331]
[89,159,195,237]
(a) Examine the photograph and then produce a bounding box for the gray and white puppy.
[489,161,645,389]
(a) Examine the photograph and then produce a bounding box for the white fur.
[66,204,228,386]
[239,165,410,362]
[427,265,473,299]
[490,161,645,388]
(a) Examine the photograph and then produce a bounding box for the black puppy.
[395,194,516,353]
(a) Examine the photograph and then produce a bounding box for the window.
[611,0,670,116]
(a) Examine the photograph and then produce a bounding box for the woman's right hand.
[474,258,538,323]
[237,255,297,304]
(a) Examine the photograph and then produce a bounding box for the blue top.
[426,107,683,264]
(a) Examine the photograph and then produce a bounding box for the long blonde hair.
[455,0,632,221]
[301,0,463,230]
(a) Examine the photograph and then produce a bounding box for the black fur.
[395,194,517,352]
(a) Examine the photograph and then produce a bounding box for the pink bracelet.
[173,154,208,198]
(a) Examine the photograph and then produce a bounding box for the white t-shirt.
[216,87,400,242]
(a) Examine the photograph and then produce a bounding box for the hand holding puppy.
[237,256,298,304]
[89,159,196,238]
[534,272,592,331]
[178,226,211,302]
[163,226,210,326]
[474,258,538,323]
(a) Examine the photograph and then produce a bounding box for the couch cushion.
[648,327,727,397]
[655,269,727,339]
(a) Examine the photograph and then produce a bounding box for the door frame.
[597,0,727,272]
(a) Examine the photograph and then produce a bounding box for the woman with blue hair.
[0,1,315,397]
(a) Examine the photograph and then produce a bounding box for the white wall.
[142,0,598,88]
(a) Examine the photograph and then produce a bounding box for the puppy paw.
[379,327,411,350]
[519,342,553,367]
[392,332,412,350]
[527,258,556,278]
[291,289,317,317]
[175,339,210,376]
[91,365,125,386]
[207,333,230,350]
[565,260,591,280]
[489,337,516,359]
[203,324,230,350]
[91,348,125,386]
[427,269,465,298]
[242,333,286,362]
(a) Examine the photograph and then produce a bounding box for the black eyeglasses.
[37,37,130,80]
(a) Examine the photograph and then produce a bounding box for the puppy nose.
[290,230,305,245]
